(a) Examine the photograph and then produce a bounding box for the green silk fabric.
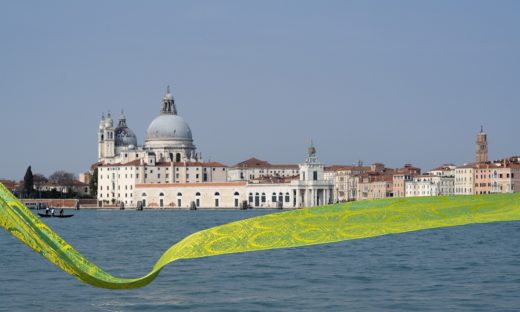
[1,182,519,289]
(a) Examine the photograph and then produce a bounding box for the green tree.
[89,168,98,196]
[23,166,34,198]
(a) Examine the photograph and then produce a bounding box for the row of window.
[100,185,133,191]
[245,192,291,203]
[100,193,133,198]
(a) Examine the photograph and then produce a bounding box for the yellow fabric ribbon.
[1,182,519,289]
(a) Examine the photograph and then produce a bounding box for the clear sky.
[1,1,519,180]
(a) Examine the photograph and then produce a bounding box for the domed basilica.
[95,86,332,210]
[98,86,201,164]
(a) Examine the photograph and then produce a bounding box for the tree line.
[20,166,96,199]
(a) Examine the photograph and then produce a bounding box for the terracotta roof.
[233,157,297,169]
[458,162,500,169]
[234,157,271,168]
[90,161,104,170]
[395,164,421,174]
[325,165,371,172]
[430,164,456,171]
[136,181,246,188]
[98,160,139,167]
[325,165,353,172]
[358,171,394,182]
[250,175,298,184]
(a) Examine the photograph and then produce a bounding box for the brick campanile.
[476,126,488,163]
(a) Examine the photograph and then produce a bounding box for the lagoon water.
[1,209,520,311]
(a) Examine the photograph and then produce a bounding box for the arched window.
[278,192,283,203]
[214,192,220,207]
[194,192,201,207]
[142,192,147,197]
[234,192,240,208]
[272,192,277,202]
[261,192,266,203]
[285,192,290,203]
[159,192,164,197]
[177,192,182,207]
[249,192,253,203]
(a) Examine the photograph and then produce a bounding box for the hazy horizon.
[1,1,519,180]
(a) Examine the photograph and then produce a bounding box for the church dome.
[115,111,138,147]
[115,126,138,147]
[145,114,193,142]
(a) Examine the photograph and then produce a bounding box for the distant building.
[476,126,488,163]
[405,171,454,197]
[392,164,421,198]
[325,164,370,202]
[78,172,91,185]
[455,162,520,195]
[356,164,394,200]
[0,179,18,193]
[35,181,90,196]
[135,144,333,208]
[227,158,299,182]
[455,164,475,195]
[428,164,455,196]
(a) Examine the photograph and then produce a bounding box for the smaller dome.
[115,111,137,147]
[115,126,138,147]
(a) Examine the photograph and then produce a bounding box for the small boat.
[37,213,74,218]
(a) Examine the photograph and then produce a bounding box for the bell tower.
[98,113,105,159]
[101,111,115,160]
[475,126,488,163]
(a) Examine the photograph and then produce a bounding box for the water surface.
[1,209,520,311]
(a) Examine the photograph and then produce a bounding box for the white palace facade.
[95,87,333,209]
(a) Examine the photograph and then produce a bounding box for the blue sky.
[0,1,519,180]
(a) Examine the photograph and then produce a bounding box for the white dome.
[145,114,193,142]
